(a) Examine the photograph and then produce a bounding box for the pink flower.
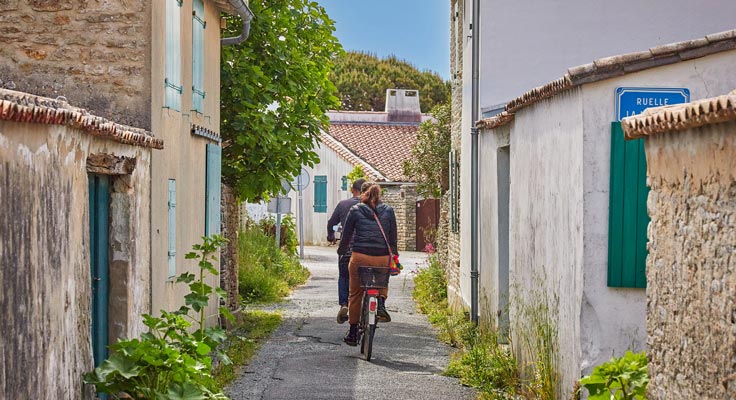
[424,243,435,254]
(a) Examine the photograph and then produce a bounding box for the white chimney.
[385,89,421,123]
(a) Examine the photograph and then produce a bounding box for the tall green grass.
[238,225,309,304]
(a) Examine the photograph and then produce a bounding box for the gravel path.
[225,245,477,400]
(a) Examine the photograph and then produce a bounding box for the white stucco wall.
[478,0,736,113]
[578,49,736,375]
[288,141,356,246]
[509,89,585,397]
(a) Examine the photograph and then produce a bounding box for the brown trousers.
[348,252,390,325]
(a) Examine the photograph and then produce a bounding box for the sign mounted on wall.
[615,87,690,121]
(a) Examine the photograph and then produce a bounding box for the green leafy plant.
[578,351,649,400]
[84,235,233,399]
[346,165,366,188]
[221,0,342,201]
[402,102,451,198]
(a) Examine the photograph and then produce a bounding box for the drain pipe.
[470,0,480,325]
[221,0,254,46]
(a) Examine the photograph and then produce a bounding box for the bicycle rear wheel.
[364,324,375,361]
[360,295,368,354]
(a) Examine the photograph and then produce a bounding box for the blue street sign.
[615,87,690,121]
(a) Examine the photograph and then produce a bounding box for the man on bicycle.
[327,178,366,324]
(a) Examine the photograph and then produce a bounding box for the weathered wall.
[644,122,736,399]
[0,0,152,129]
[579,50,736,377]
[447,0,466,310]
[0,120,151,399]
[286,139,356,246]
[221,183,239,312]
[150,0,222,325]
[381,184,417,252]
[477,124,509,328]
[509,88,584,398]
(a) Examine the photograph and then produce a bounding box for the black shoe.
[377,297,391,322]
[343,324,358,346]
[336,305,349,324]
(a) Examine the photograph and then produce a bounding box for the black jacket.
[338,202,398,257]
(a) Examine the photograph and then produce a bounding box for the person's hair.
[352,178,366,192]
[361,184,381,209]
[360,181,373,193]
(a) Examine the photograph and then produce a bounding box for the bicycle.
[356,265,390,361]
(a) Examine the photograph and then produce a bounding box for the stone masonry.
[445,0,463,308]
[382,184,417,252]
[0,0,152,129]
[641,122,736,398]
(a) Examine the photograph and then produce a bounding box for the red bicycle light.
[366,289,379,295]
[369,299,377,312]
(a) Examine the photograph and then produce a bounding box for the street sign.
[280,178,292,195]
[267,197,292,214]
[615,87,690,121]
[292,168,310,191]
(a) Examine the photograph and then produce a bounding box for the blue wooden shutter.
[313,175,327,213]
[165,0,182,110]
[89,175,110,368]
[206,144,222,236]
[608,122,649,288]
[168,179,177,278]
[192,0,205,113]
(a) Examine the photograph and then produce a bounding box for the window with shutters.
[313,175,327,213]
[205,144,221,236]
[607,122,648,288]
[192,0,206,113]
[165,0,183,111]
[168,179,177,278]
[449,150,460,233]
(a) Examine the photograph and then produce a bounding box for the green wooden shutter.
[168,179,177,278]
[89,175,110,368]
[205,144,221,236]
[313,175,327,213]
[165,0,182,110]
[608,122,649,288]
[341,176,348,191]
[192,0,205,113]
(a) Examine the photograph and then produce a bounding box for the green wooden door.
[88,174,110,368]
[313,175,327,213]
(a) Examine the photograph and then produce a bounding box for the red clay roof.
[328,122,419,182]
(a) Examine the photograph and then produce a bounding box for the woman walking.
[337,183,398,346]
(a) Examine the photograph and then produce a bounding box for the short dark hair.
[352,178,366,192]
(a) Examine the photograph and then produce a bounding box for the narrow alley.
[226,246,476,400]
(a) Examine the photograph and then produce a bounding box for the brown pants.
[348,252,390,325]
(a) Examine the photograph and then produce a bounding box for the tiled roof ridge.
[330,121,422,127]
[477,29,736,130]
[318,131,388,181]
[621,92,736,139]
[0,88,163,149]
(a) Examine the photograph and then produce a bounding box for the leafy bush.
[238,225,309,303]
[257,214,298,254]
[84,236,233,399]
[578,351,649,400]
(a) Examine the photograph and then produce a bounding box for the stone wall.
[220,183,239,312]
[0,0,152,129]
[382,184,417,252]
[446,0,463,308]
[0,117,152,399]
[644,122,736,399]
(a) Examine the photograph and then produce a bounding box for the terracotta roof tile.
[319,132,387,181]
[328,122,419,182]
[622,92,736,139]
[0,88,162,149]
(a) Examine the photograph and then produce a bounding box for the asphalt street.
[225,245,477,400]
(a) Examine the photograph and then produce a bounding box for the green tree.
[221,0,342,201]
[331,51,450,113]
[402,102,451,198]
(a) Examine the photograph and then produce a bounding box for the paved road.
[226,246,477,400]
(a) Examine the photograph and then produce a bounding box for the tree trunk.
[220,183,240,313]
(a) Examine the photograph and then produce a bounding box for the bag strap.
[372,211,393,267]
